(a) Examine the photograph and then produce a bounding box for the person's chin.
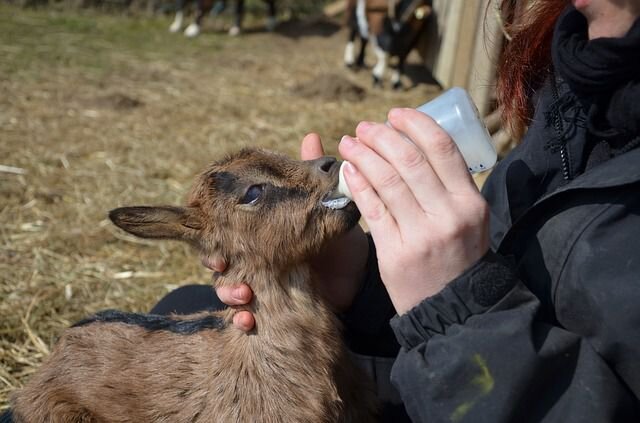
[571,0,590,11]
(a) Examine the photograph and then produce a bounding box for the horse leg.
[211,0,226,17]
[344,26,358,67]
[391,54,405,90]
[207,0,226,31]
[264,0,277,31]
[345,0,367,69]
[169,0,186,32]
[228,0,243,35]
[371,36,388,87]
[184,0,214,37]
[356,36,368,68]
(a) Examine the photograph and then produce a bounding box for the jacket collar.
[544,141,640,195]
[495,142,640,253]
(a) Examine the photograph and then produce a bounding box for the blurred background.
[0,0,512,408]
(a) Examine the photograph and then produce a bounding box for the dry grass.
[0,3,441,409]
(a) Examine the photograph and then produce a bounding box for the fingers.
[216,284,255,332]
[337,143,401,243]
[353,120,448,213]
[387,108,475,193]
[339,132,425,234]
[201,254,226,272]
[301,133,325,161]
[216,284,253,306]
[233,311,255,332]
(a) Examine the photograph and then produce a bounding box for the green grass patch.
[0,4,224,78]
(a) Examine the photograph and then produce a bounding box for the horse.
[169,0,277,38]
[344,0,432,89]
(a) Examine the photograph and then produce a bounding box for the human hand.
[201,255,255,332]
[338,108,490,315]
[210,133,369,331]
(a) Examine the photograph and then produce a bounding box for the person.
[155,0,640,421]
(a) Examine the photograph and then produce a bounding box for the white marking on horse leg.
[228,25,240,36]
[356,0,369,39]
[344,41,355,66]
[169,11,184,33]
[391,68,401,86]
[372,42,387,81]
[184,22,201,37]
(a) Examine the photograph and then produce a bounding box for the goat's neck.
[209,261,364,422]
[215,260,338,339]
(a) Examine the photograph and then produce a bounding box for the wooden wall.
[421,0,504,117]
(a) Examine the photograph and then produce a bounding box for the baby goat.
[8,148,378,423]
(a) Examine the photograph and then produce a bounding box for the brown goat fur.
[10,148,378,423]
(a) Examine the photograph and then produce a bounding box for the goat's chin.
[336,201,361,233]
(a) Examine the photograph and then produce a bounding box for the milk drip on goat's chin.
[335,87,497,202]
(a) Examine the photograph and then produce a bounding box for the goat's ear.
[109,206,204,241]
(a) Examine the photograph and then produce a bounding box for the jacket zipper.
[550,72,573,181]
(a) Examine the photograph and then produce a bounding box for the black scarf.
[551,6,640,140]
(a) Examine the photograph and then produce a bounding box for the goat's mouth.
[321,191,351,210]
[320,161,352,210]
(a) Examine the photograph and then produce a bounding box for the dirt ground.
[0,3,442,408]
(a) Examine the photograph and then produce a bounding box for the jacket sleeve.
[389,250,639,423]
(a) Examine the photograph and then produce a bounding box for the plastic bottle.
[335,87,497,201]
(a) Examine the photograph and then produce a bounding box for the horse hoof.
[169,21,182,33]
[228,26,241,36]
[372,76,383,88]
[184,23,200,38]
[392,81,403,91]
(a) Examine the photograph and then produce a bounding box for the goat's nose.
[309,156,337,174]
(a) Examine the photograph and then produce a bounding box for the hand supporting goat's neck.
[214,261,338,338]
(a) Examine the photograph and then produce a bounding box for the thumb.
[301,133,325,161]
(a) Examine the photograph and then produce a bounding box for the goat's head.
[109,148,359,267]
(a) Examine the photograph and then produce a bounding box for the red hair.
[496,0,569,138]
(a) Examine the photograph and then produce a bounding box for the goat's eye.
[240,185,263,205]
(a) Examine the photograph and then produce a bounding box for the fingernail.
[357,121,374,132]
[214,259,226,271]
[344,161,358,175]
[233,314,250,331]
[390,107,410,115]
[340,135,356,148]
[232,287,245,300]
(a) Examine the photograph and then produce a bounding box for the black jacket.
[345,73,640,421]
